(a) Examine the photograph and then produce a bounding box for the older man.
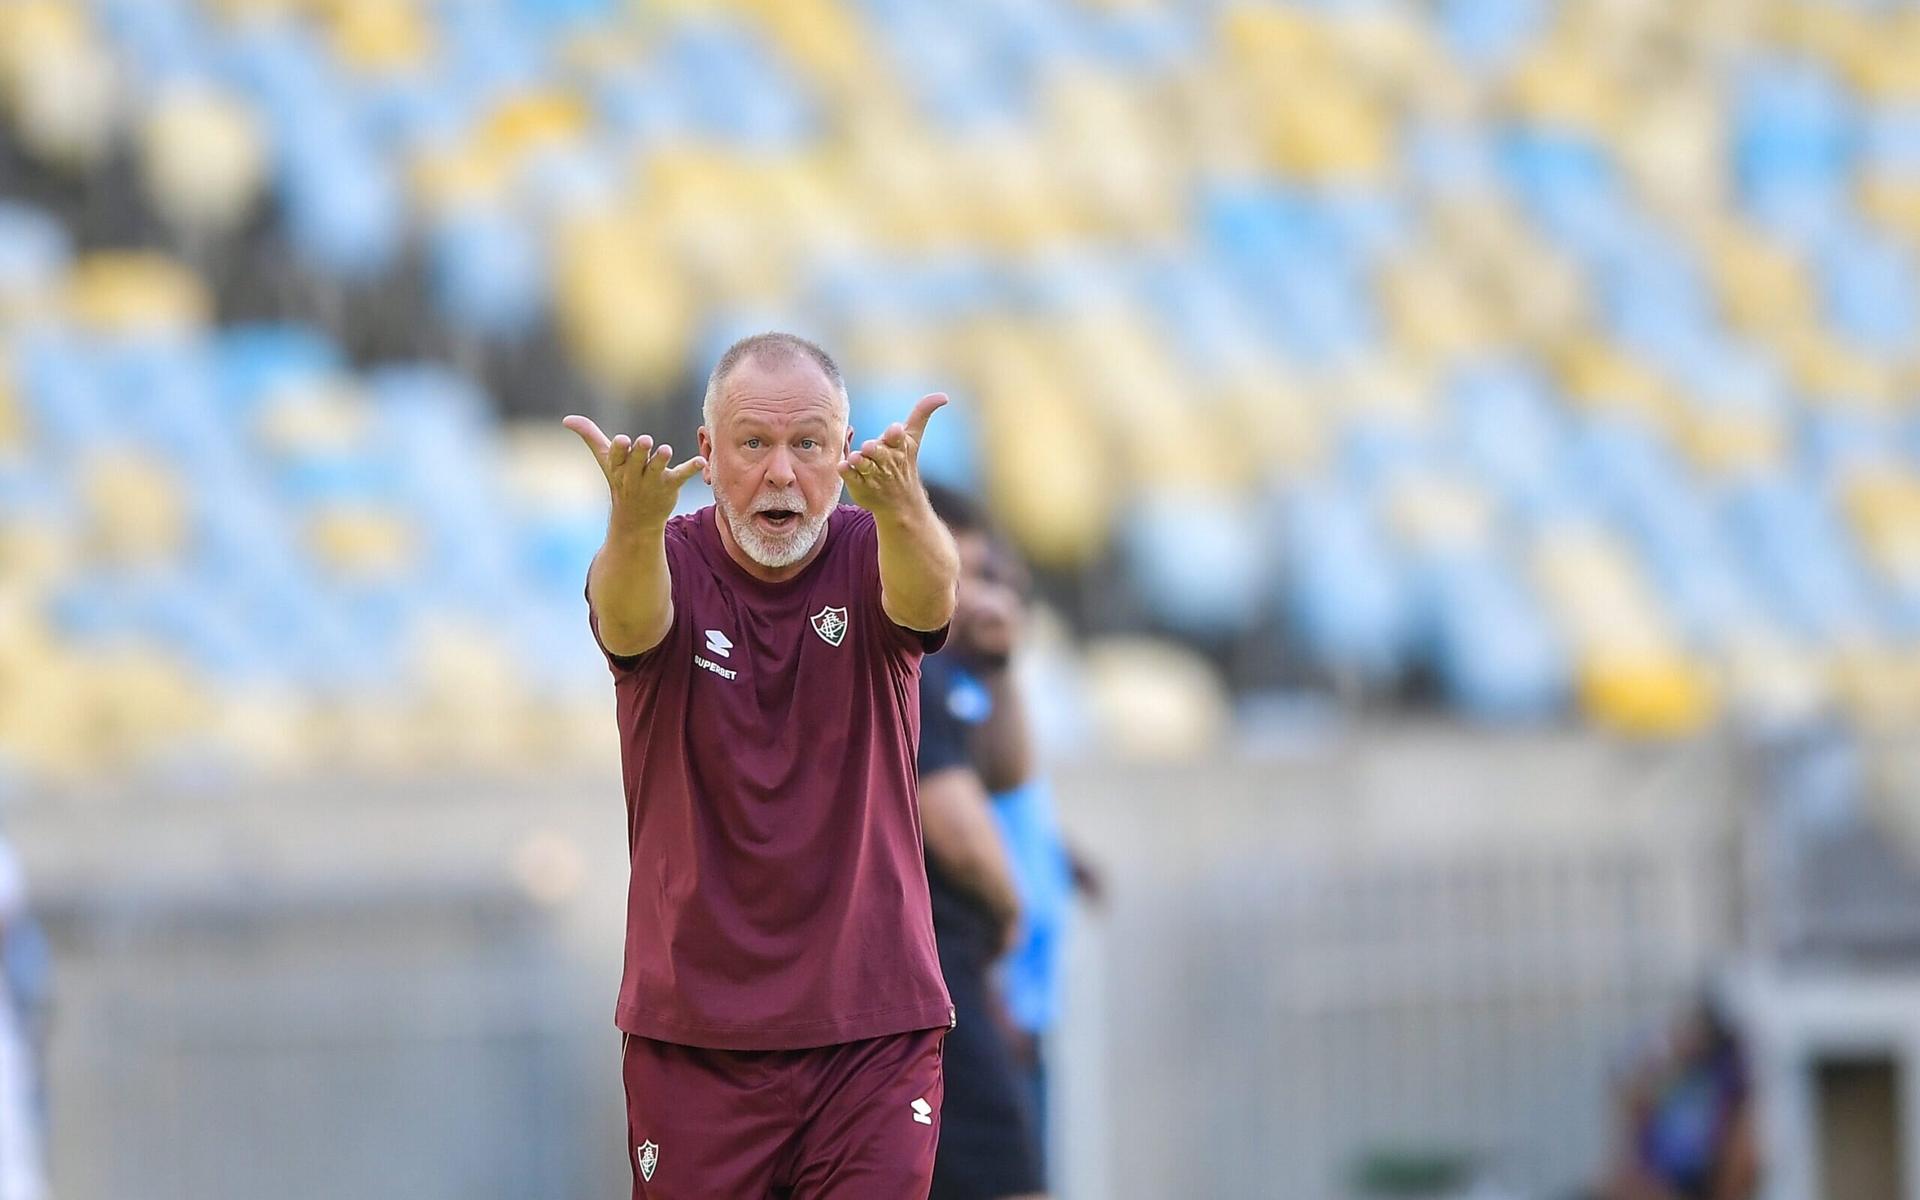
[565,332,961,1199]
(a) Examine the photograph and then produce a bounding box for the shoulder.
[832,504,877,543]
[665,507,711,546]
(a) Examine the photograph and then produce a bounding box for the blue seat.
[0,202,69,297]
[213,324,342,414]
[428,208,549,338]
[1818,227,1919,353]
[1724,474,1879,640]
[1280,486,1414,683]
[1427,554,1568,720]
[1123,490,1270,639]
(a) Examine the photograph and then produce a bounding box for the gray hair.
[701,331,850,430]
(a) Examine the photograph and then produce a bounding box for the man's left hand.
[840,392,946,514]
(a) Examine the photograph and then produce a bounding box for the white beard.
[715,488,830,569]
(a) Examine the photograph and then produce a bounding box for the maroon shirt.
[587,504,954,1050]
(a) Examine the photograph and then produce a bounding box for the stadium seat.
[139,83,268,237]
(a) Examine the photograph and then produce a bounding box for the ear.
[697,426,714,482]
[843,425,855,455]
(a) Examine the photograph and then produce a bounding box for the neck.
[712,505,831,583]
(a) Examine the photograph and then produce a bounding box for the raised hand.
[563,415,707,530]
[839,393,946,515]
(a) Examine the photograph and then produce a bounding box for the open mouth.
[755,509,800,532]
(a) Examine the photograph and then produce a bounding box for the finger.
[837,462,860,488]
[845,450,869,471]
[904,393,948,440]
[881,422,908,449]
[562,415,612,461]
[651,443,674,472]
[609,434,632,470]
[665,456,707,486]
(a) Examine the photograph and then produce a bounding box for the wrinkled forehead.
[713,354,847,432]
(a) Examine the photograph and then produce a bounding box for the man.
[919,485,1049,1200]
[925,485,1094,1181]
[566,331,960,1199]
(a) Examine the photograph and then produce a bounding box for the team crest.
[811,605,849,647]
[637,1140,659,1182]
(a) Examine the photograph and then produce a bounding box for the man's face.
[953,530,1025,658]
[698,355,851,570]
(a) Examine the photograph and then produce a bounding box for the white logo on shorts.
[637,1140,659,1181]
[910,1097,933,1125]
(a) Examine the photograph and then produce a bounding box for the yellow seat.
[1382,475,1494,558]
[743,0,878,97]
[409,616,531,768]
[77,449,189,565]
[1577,651,1717,736]
[1781,327,1899,406]
[479,90,589,163]
[1841,12,1920,100]
[551,212,694,397]
[1860,175,1920,245]
[1834,640,1920,730]
[254,376,370,451]
[1083,636,1231,761]
[1672,402,1787,477]
[1507,42,1621,133]
[64,252,211,335]
[0,2,116,168]
[140,84,268,238]
[1262,82,1391,183]
[1533,524,1715,733]
[0,348,21,450]
[1552,337,1677,428]
[1707,222,1812,337]
[1378,257,1494,361]
[1845,468,1920,591]
[499,418,614,515]
[307,505,416,578]
[967,329,1114,568]
[328,0,434,74]
[1218,374,1328,479]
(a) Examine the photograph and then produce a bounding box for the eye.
[745,437,762,450]
[799,438,817,451]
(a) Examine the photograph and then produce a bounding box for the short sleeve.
[584,520,691,677]
[847,507,950,657]
[917,658,973,776]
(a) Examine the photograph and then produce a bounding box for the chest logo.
[704,629,733,658]
[811,605,849,647]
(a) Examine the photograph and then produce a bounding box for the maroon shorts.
[622,1025,948,1199]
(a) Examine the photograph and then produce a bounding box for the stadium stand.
[5,0,1920,778]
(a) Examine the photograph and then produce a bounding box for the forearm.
[589,511,673,656]
[876,501,959,632]
[968,666,1034,794]
[920,769,1020,932]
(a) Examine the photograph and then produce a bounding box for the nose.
[764,444,797,489]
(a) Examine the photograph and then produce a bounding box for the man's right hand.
[563,415,707,528]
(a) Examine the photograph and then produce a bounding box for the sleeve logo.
[810,605,849,646]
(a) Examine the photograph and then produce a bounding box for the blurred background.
[2,0,1920,1195]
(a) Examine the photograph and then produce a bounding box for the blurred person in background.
[919,484,1051,1200]
[925,483,1102,1180]
[1599,992,1759,1200]
[569,332,961,1198]
[0,830,47,1200]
